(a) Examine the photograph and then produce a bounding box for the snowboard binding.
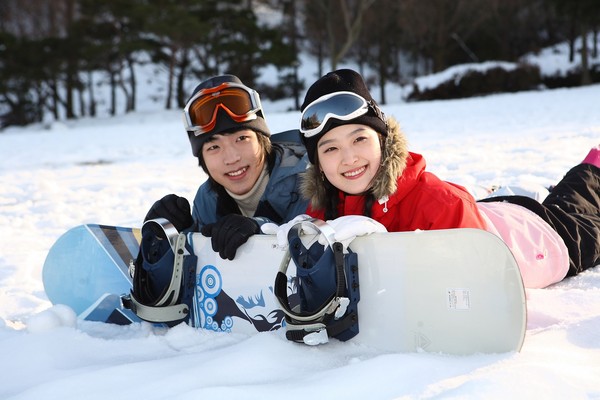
[274,219,360,345]
[122,218,197,325]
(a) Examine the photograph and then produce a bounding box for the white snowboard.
[189,228,526,354]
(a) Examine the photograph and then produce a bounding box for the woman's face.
[317,124,382,195]
[202,129,265,195]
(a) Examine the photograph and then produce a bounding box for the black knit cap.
[185,74,271,158]
[300,69,387,164]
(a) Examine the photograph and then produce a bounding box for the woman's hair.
[314,131,385,219]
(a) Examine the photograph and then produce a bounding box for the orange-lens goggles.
[183,82,262,135]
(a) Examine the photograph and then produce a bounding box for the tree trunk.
[64,0,76,119]
[118,70,131,114]
[593,26,598,58]
[176,49,190,109]
[568,17,576,63]
[289,0,300,110]
[78,85,85,117]
[127,56,136,112]
[377,45,386,105]
[580,27,591,86]
[110,71,117,116]
[50,78,59,120]
[87,71,96,117]
[165,46,176,110]
[327,0,375,70]
[317,42,324,77]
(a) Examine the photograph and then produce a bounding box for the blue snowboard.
[42,224,141,324]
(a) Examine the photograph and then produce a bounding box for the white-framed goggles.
[300,91,370,138]
[182,82,263,136]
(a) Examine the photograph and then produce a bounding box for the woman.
[299,69,486,232]
[297,68,600,288]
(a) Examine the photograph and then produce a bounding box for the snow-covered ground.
[1,79,599,398]
[2,30,600,397]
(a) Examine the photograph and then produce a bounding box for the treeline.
[1,0,599,129]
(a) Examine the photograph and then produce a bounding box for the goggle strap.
[367,100,387,128]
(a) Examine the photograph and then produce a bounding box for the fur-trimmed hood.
[300,117,409,210]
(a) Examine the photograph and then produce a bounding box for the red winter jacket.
[307,152,487,232]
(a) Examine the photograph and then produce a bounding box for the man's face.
[201,129,265,195]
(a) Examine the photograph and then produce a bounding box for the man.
[146,74,309,260]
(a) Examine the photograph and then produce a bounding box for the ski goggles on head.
[183,82,263,136]
[300,91,370,138]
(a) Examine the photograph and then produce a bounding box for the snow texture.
[1,46,600,399]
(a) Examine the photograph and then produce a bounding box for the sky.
[0,36,599,399]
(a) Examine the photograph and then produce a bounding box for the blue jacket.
[191,135,309,229]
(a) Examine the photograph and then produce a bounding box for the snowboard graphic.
[43,225,527,354]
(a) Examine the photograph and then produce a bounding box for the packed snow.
[1,49,600,398]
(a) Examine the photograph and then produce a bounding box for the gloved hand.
[322,215,387,252]
[145,194,193,232]
[201,214,260,260]
[261,214,313,248]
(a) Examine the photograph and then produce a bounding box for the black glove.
[201,214,260,260]
[145,194,193,232]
